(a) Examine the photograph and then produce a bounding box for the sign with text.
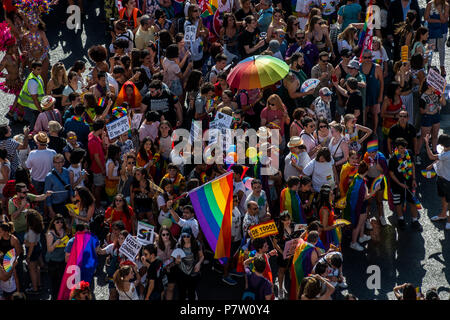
[427,68,447,93]
[249,220,279,239]
[131,113,143,130]
[283,238,299,259]
[119,235,142,262]
[136,221,155,246]
[184,25,197,42]
[106,116,130,139]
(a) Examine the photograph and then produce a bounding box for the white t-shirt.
[371,47,389,70]
[302,158,335,192]
[320,0,339,16]
[234,180,246,214]
[177,217,199,238]
[435,150,450,181]
[284,151,311,180]
[25,148,57,182]
[69,165,85,187]
[337,39,352,54]
[296,0,318,29]
[300,132,317,155]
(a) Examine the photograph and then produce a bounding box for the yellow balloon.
[246,147,257,159]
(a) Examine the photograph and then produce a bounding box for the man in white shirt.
[245,179,270,221]
[25,132,57,195]
[284,136,311,180]
[166,201,200,238]
[134,15,156,50]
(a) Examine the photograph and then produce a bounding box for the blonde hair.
[113,265,132,292]
[267,94,286,112]
[50,63,68,88]
[337,25,357,47]
[48,120,62,133]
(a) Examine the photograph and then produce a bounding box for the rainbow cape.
[319,208,342,251]
[189,172,233,263]
[289,239,317,300]
[58,231,99,300]
[337,162,358,209]
[161,173,185,195]
[343,174,366,225]
[358,0,374,62]
[363,151,394,210]
[280,187,306,224]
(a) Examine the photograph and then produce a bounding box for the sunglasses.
[127,161,136,165]
[115,199,123,202]
[296,36,305,40]
[161,233,170,236]
[54,161,64,164]
[398,115,408,118]
[55,220,63,224]
[363,56,372,59]
[319,125,328,129]
[294,22,299,26]
[268,102,275,106]
[182,234,191,238]
[321,59,329,63]
[68,136,77,140]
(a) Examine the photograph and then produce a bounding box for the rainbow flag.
[343,174,366,225]
[358,0,374,62]
[280,187,306,224]
[58,231,99,300]
[421,169,437,178]
[189,172,233,262]
[370,174,388,201]
[98,97,105,108]
[289,239,316,300]
[337,162,358,209]
[363,151,394,210]
[367,140,378,153]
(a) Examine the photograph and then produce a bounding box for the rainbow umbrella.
[226,55,290,90]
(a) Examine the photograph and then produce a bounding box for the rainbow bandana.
[367,140,378,153]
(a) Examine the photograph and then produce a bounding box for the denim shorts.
[421,113,440,127]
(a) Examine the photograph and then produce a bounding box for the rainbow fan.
[370,174,384,193]
[421,169,436,179]
[3,249,16,272]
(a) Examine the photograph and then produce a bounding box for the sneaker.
[222,276,237,286]
[397,218,406,230]
[379,216,387,226]
[25,288,41,295]
[445,223,450,230]
[365,220,373,230]
[278,289,285,300]
[431,215,447,222]
[350,242,364,251]
[411,220,423,232]
[229,270,244,278]
[337,282,348,289]
[415,155,421,165]
[359,234,371,243]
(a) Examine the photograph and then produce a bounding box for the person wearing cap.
[25,132,57,201]
[360,48,384,131]
[284,136,311,180]
[310,87,333,122]
[32,96,62,134]
[268,40,283,60]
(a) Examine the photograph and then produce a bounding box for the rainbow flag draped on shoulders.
[58,231,99,300]
[280,187,306,224]
[189,172,233,263]
[337,162,358,209]
[289,239,317,300]
[358,0,374,62]
[343,174,366,225]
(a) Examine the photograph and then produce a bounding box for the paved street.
[1,0,450,300]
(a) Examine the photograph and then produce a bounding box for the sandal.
[431,215,447,222]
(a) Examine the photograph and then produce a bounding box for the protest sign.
[214,111,233,128]
[184,25,197,42]
[427,68,447,93]
[249,220,279,239]
[106,116,130,140]
[283,238,299,259]
[136,221,155,246]
[119,234,142,261]
[131,113,143,130]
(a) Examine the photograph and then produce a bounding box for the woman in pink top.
[260,94,290,151]
[33,96,62,134]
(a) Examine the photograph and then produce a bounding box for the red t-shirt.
[105,205,134,232]
[88,132,105,174]
[260,106,286,136]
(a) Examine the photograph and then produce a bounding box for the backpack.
[242,275,267,300]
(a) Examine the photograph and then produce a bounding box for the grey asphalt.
[1,0,450,300]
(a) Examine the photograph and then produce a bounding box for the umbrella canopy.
[226,55,290,90]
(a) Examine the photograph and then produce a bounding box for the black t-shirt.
[346,90,363,115]
[122,9,143,30]
[48,136,67,155]
[146,258,164,294]
[239,28,260,59]
[388,123,417,153]
[142,89,178,126]
[388,154,414,190]
[235,9,251,22]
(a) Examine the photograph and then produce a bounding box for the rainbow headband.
[367,140,378,153]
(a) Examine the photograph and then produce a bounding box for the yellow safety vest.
[17,72,45,110]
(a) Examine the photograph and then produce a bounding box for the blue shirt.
[44,168,73,206]
[258,7,273,33]
[64,118,91,147]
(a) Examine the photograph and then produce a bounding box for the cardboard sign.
[283,238,299,259]
[131,113,143,130]
[249,220,279,239]
[184,25,197,42]
[136,221,155,246]
[427,68,447,93]
[119,235,142,261]
[401,45,409,62]
[106,116,130,140]
[214,111,233,128]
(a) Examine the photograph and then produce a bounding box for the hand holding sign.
[427,68,447,93]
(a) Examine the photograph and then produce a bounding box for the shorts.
[367,104,380,114]
[93,173,105,187]
[392,189,414,205]
[437,176,450,202]
[276,254,292,269]
[421,113,440,127]
[27,243,42,262]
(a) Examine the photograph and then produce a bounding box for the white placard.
[184,25,197,42]
[427,68,447,93]
[136,221,155,246]
[131,113,143,130]
[106,116,130,139]
[214,111,233,129]
[119,234,142,261]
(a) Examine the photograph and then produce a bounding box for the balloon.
[161,218,172,228]
[227,145,236,153]
[227,152,237,162]
[225,155,235,165]
[246,147,257,159]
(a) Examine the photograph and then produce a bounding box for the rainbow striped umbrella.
[226,55,290,90]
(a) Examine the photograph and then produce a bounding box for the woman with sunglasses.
[45,214,69,300]
[70,186,95,233]
[315,117,332,148]
[306,16,333,55]
[46,63,68,113]
[343,113,372,153]
[285,15,300,46]
[156,226,177,300]
[329,122,349,178]
[271,210,302,300]
[267,8,287,41]
[184,5,208,69]
[381,81,404,140]
[337,25,358,54]
[300,116,320,158]
[260,94,290,151]
[131,168,156,224]
[174,228,204,300]
[105,194,135,234]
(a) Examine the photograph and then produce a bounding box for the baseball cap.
[319,87,332,96]
[347,59,360,69]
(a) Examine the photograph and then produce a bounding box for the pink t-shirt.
[260,106,286,136]
[139,121,160,142]
[162,58,181,88]
[33,109,62,134]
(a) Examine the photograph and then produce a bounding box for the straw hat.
[40,96,56,110]
[287,136,303,148]
[33,131,49,145]
[256,126,272,139]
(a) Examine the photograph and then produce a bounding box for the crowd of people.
[0,0,449,301]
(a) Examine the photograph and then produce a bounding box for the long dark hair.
[75,186,95,210]
[138,137,155,163]
[317,184,332,212]
[386,81,400,101]
[25,209,44,234]
[107,143,121,163]
[178,233,200,258]
[111,193,131,219]
[47,213,69,235]
[131,167,150,188]
[185,70,203,92]
[157,226,176,251]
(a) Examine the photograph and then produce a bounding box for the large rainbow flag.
[189,172,233,262]
[343,174,366,225]
[358,0,374,62]
[58,231,99,300]
[289,238,317,300]
[280,187,306,224]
